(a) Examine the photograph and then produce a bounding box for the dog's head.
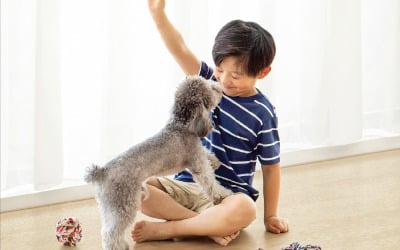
[172,76,223,137]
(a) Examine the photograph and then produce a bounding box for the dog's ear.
[189,106,212,137]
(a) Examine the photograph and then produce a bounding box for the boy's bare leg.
[140,182,198,221]
[140,186,239,245]
[137,178,245,245]
[134,181,256,246]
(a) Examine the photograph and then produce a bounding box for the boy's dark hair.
[212,20,276,77]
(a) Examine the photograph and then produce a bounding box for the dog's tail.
[84,164,106,183]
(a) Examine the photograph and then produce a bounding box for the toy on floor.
[281,242,321,250]
[55,217,82,246]
[258,242,321,250]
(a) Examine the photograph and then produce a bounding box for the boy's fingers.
[272,220,289,233]
[268,224,281,234]
[280,220,289,232]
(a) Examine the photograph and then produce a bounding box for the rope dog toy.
[258,242,321,250]
[55,217,82,246]
[281,242,321,250]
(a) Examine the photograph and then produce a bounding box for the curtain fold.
[321,0,363,145]
[362,0,400,135]
[1,0,399,197]
[34,0,64,190]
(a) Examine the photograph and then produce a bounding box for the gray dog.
[84,76,233,250]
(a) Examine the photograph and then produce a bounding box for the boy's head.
[212,20,276,77]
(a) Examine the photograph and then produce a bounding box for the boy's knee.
[139,179,165,215]
[223,194,256,228]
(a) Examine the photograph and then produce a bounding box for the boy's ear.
[257,66,272,79]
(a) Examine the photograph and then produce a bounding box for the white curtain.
[1,0,399,197]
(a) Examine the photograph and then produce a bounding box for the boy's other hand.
[264,216,289,234]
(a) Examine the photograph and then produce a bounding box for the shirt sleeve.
[199,61,215,80]
[256,117,280,165]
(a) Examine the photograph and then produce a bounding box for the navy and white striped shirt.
[174,61,280,201]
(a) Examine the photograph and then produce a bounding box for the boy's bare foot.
[132,221,240,246]
[132,221,172,243]
[209,231,240,246]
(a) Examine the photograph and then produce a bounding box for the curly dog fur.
[84,76,233,250]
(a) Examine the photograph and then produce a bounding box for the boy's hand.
[148,0,165,15]
[264,216,289,234]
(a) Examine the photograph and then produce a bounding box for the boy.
[132,0,289,246]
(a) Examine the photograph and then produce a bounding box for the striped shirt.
[174,61,280,201]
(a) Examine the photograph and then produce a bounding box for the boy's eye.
[232,75,239,79]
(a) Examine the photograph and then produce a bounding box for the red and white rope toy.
[55,217,82,246]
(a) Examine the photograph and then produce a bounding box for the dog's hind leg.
[101,204,138,250]
[99,186,141,250]
[188,154,233,205]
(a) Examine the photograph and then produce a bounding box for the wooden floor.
[1,149,399,250]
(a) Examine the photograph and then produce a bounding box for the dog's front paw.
[207,153,221,170]
[212,185,233,204]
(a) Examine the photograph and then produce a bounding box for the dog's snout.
[212,83,223,94]
[209,83,223,106]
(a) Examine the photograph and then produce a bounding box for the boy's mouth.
[222,85,236,90]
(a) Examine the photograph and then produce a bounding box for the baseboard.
[1,183,96,212]
[1,135,399,212]
[280,135,400,167]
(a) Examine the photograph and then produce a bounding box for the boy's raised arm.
[148,0,201,76]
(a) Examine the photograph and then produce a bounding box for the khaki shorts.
[157,177,214,213]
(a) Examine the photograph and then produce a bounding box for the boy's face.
[214,56,265,97]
